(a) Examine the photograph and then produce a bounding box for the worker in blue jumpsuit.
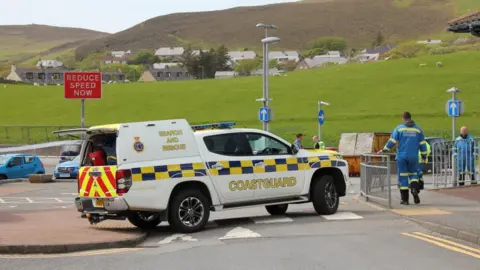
[453,126,478,185]
[417,141,431,192]
[378,112,428,205]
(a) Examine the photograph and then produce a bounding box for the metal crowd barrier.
[360,154,392,209]
[431,139,479,188]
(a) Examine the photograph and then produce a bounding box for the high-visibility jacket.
[382,120,428,159]
[314,141,326,150]
[418,141,431,162]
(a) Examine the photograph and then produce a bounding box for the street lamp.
[256,23,278,38]
[256,36,280,132]
[318,101,329,141]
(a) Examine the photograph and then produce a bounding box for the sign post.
[445,87,464,142]
[64,72,102,138]
[317,101,329,141]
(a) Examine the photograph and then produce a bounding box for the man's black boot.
[400,190,409,205]
[411,189,420,204]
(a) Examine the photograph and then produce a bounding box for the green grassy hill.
[1,51,479,145]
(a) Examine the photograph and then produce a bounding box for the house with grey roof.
[153,63,181,69]
[357,44,396,62]
[111,50,132,58]
[227,51,257,62]
[268,51,300,62]
[6,65,127,85]
[36,60,64,68]
[154,47,185,62]
[138,66,192,82]
[296,55,348,70]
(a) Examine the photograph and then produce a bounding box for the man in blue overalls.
[378,112,428,205]
[453,126,478,185]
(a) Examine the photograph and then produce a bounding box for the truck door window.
[245,133,289,156]
[203,133,252,156]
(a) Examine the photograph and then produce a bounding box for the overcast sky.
[0,0,297,33]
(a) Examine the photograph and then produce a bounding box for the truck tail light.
[116,169,132,196]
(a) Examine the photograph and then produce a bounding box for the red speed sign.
[64,72,102,99]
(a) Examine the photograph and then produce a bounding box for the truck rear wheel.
[127,212,162,230]
[311,175,339,215]
[169,189,210,233]
[265,204,288,215]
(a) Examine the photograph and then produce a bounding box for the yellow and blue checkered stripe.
[131,156,346,181]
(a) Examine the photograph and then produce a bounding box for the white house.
[215,71,239,79]
[268,51,300,62]
[111,50,132,58]
[36,60,63,68]
[153,63,180,69]
[227,51,257,62]
[154,47,185,61]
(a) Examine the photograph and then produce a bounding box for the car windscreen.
[0,156,8,165]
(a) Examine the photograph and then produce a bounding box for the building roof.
[304,56,348,68]
[153,63,180,69]
[268,51,299,59]
[154,47,185,56]
[363,45,396,54]
[227,51,257,60]
[447,9,480,25]
[192,50,209,56]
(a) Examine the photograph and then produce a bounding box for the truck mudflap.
[78,166,118,197]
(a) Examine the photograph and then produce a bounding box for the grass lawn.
[1,51,479,146]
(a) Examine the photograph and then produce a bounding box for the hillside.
[0,51,478,145]
[0,24,109,63]
[75,0,456,58]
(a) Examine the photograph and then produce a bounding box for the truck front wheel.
[311,175,339,215]
[127,212,162,230]
[169,189,210,233]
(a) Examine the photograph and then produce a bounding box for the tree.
[179,44,232,79]
[308,37,348,52]
[372,31,384,47]
[234,58,261,76]
[269,59,279,69]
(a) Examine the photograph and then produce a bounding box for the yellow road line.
[401,233,480,259]
[0,248,143,259]
[412,232,480,254]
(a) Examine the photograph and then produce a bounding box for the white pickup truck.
[56,119,349,233]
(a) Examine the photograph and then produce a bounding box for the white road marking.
[321,211,363,220]
[0,198,4,203]
[54,198,63,202]
[181,235,198,242]
[219,227,261,240]
[0,197,75,204]
[251,216,294,224]
[25,198,33,203]
[61,193,78,196]
[158,234,186,245]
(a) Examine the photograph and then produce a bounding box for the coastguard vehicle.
[55,120,349,233]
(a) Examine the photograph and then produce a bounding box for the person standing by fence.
[378,112,428,205]
[453,126,478,185]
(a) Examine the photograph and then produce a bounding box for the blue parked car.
[0,154,46,180]
[54,155,80,179]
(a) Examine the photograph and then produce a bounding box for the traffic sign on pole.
[64,72,102,99]
[318,109,325,125]
[259,107,270,122]
[445,100,464,117]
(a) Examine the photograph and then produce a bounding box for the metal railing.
[360,154,392,209]
[431,139,479,188]
[0,125,81,144]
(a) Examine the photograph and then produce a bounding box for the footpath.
[0,209,146,254]
[365,185,480,246]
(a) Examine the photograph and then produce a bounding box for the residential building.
[268,51,300,62]
[215,71,239,79]
[111,50,132,58]
[192,50,209,56]
[36,60,64,68]
[138,67,192,82]
[357,44,396,63]
[251,68,281,76]
[227,51,257,62]
[295,55,348,70]
[6,65,127,85]
[154,47,185,62]
[153,63,180,69]
[100,55,128,65]
[6,65,68,85]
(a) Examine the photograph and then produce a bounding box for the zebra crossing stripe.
[251,216,294,224]
[321,212,363,220]
[219,227,261,240]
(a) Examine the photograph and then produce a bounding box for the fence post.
[26,127,30,144]
[387,155,391,209]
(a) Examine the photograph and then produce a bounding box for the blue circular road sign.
[318,109,325,125]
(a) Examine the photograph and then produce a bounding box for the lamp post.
[255,37,280,132]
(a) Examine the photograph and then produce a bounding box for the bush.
[428,46,456,55]
[384,42,428,59]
